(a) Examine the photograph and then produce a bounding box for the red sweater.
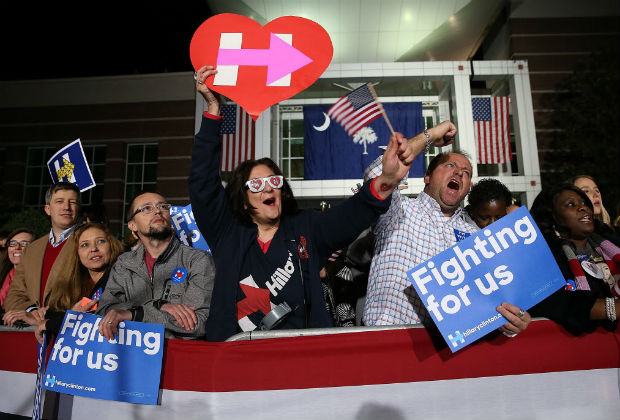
[41,241,66,304]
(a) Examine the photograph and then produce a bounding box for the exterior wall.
[0,58,542,234]
[509,15,620,179]
[0,73,197,235]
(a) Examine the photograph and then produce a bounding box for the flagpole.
[367,83,395,135]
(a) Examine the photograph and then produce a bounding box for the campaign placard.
[47,139,96,192]
[43,311,164,405]
[190,14,333,120]
[170,204,211,253]
[407,207,565,352]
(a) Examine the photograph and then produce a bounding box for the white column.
[450,61,478,178]
[509,61,541,205]
[254,105,273,159]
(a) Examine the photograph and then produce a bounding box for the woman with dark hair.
[0,228,35,312]
[33,222,123,342]
[465,178,513,229]
[529,185,620,334]
[189,66,423,341]
[225,157,299,225]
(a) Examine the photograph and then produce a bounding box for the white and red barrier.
[1,320,619,419]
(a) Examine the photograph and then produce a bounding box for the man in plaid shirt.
[363,121,531,337]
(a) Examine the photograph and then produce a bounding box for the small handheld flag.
[327,83,394,137]
[47,139,96,192]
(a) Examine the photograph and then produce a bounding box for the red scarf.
[562,234,620,294]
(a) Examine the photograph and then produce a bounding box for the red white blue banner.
[1,320,619,419]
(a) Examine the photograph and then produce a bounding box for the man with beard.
[97,191,215,339]
[363,124,531,337]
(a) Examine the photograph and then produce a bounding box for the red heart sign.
[190,14,333,121]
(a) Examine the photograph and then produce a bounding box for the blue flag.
[303,102,424,180]
[47,139,96,192]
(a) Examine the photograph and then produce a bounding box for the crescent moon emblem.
[313,112,331,131]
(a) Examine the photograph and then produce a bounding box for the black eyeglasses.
[128,203,172,221]
[8,240,31,248]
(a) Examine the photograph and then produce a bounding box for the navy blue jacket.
[189,115,392,341]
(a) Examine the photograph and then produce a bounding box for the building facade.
[0,0,617,237]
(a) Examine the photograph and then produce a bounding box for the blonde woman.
[34,223,123,342]
[570,175,612,228]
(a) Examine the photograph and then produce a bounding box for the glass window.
[123,143,158,224]
[81,145,107,206]
[143,163,158,181]
[290,159,304,179]
[24,146,57,206]
[291,138,304,157]
[279,107,304,180]
[509,114,519,176]
[30,149,43,166]
[290,119,304,138]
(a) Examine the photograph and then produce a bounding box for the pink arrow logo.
[217,33,313,85]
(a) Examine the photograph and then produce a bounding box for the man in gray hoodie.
[97,191,215,339]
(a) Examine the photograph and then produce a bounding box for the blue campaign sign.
[43,311,164,405]
[170,204,211,254]
[47,139,96,192]
[407,207,565,353]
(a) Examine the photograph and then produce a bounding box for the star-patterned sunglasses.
[245,175,284,193]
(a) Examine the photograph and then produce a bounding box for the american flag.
[220,104,255,171]
[472,96,511,164]
[327,83,383,137]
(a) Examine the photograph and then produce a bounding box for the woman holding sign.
[34,223,123,343]
[530,185,620,334]
[189,66,417,341]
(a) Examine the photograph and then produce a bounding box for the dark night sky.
[0,1,212,80]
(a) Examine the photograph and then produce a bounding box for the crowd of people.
[1,66,618,349]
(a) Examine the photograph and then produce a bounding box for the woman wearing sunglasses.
[189,66,422,341]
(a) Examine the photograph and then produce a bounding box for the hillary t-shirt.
[236,234,306,332]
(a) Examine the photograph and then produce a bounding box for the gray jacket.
[97,236,215,339]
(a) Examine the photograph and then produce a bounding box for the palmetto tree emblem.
[353,126,378,155]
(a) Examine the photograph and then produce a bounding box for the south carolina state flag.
[47,139,95,192]
[304,102,424,180]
